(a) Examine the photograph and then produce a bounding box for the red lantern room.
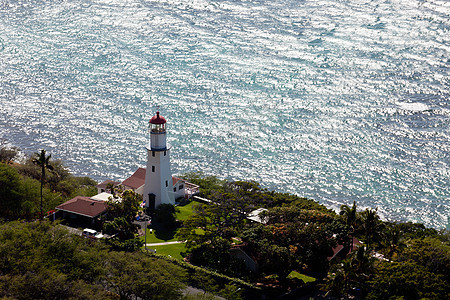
[149,111,166,132]
[149,111,167,151]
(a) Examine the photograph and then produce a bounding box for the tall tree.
[340,201,358,253]
[359,208,382,249]
[32,149,53,220]
[381,223,405,260]
[104,189,142,249]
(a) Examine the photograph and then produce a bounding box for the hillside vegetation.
[0,149,448,299]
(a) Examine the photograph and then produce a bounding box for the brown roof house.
[56,196,108,230]
[122,168,146,194]
[121,168,199,203]
[96,179,120,194]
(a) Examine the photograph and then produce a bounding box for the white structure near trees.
[143,111,175,209]
[95,111,199,208]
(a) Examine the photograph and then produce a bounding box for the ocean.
[0,0,448,229]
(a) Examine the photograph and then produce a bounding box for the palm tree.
[33,150,53,221]
[382,223,405,260]
[340,201,358,253]
[360,208,381,249]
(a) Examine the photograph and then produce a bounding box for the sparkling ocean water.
[0,0,448,229]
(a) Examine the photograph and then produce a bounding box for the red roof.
[96,179,120,189]
[149,111,166,124]
[121,168,186,189]
[122,168,146,189]
[172,177,184,185]
[328,237,363,261]
[56,196,107,218]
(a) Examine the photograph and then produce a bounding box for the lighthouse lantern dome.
[149,111,167,151]
[149,111,166,133]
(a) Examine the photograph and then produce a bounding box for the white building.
[143,111,176,209]
[96,111,199,208]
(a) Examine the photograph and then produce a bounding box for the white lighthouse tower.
[143,111,175,209]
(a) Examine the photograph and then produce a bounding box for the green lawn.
[139,200,199,245]
[175,201,198,221]
[146,243,186,260]
[288,271,316,283]
[140,227,178,243]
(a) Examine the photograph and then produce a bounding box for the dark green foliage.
[0,163,62,220]
[181,172,328,212]
[105,189,141,221]
[366,261,448,299]
[32,150,54,220]
[223,180,329,211]
[105,251,186,300]
[104,189,142,249]
[154,203,178,225]
[181,171,226,198]
[147,252,259,299]
[270,191,331,212]
[243,207,344,279]
[177,193,255,248]
[106,236,144,252]
[179,175,336,283]
[263,206,336,225]
[398,237,450,280]
[323,246,376,298]
[1,153,96,220]
[56,176,98,198]
[379,222,406,260]
[0,221,187,299]
[358,208,383,249]
[0,163,24,219]
[189,237,232,270]
[241,219,336,279]
[339,201,358,251]
[0,146,19,163]
[17,155,70,189]
[396,221,439,239]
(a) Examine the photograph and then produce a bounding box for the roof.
[247,208,268,224]
[56,196,107,218]
[122,168,146,189]
[96,180,119,189]
[121,168,187,190]
[90,192,114,202]
[328,237,363,261]
[172,177,184,185]
[149,111,166,124]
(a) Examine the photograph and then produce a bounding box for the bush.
[154,203,178,225]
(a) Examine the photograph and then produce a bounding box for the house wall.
[173,181,185,200]
[135,184,145,196]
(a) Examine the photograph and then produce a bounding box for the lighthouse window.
[173,188,176,192]
[165,180,168,187]
[152,151,155,157]
[152,166,155,172]
[164,151,166,156]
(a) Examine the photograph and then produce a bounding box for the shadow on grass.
[151,221,178,241]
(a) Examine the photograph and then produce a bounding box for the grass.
[139,200,201,259]
[175,200,197,221]
[146,243,186,260]
[287,271,316,283]
[140,227,178,243]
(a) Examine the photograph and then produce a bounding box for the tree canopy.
[0,221,187,300]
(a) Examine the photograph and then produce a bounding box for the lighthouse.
[143,111,175,209]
